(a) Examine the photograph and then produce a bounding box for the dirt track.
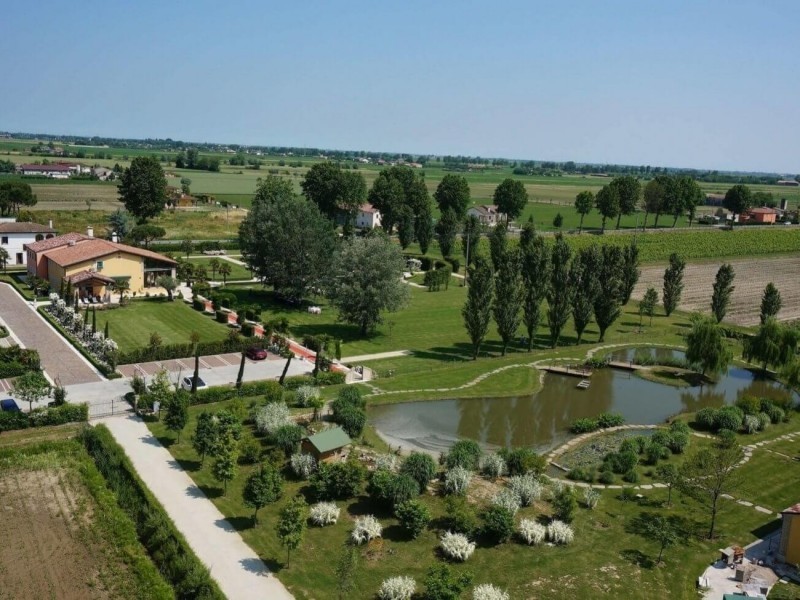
[631,255,800,327]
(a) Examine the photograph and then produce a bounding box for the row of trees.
[462,222,642,358]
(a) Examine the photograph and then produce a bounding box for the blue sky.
[1,1,798,172]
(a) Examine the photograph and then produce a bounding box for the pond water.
[369,348,795,456]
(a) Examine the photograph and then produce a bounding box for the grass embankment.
[147,399,800,600]
[0,435,173,599]
[99,298,230,354]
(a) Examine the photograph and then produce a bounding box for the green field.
[187,257,252,281]
[99,298,230,354]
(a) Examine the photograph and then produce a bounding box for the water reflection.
[369,356,795,455]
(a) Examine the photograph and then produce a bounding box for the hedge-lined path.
[0,283,102,385]
[99,415,294,600]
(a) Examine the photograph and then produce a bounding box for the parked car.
[181,376,208,392]
[246,346,268,361]
[0,399,21,412]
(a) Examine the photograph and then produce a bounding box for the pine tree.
[710,264,735,323]
[462,258,494,359]
[662,253,685,316]
[492,249,523,356]
[546,234,573,348]
[760,282,782,324]
[520,219,550,350]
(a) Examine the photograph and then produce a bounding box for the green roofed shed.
[302,427,352,462]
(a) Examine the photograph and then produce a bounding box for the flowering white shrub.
[548,479,565,499]
[743,414,759,434]
[295,385,321,408]
[439,531,475,561]
[479,453,506,479]
[351,515,383,544]
[507,474,543,506]
[547,520,574,545]
[378,576,416,600]
[103,338,118,353]
[756,412,771,431]
[62,307,75,326]
[290,453,316,479]
[374,453,400,472]
[583,488,600,510]
[444,466,472,496]
[492,488,521,515]
[518,518,546,545]
[473,583,510,600]
[310,502,340,526]
[255,402,291,435]
[49,292,59,303]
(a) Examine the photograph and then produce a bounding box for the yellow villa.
[778,503,800,566]
[25,228,177,300]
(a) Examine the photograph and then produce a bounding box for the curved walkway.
[0,283,102,385]
[99,415,293,600]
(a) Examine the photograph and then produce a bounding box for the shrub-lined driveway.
[0,284,102,385]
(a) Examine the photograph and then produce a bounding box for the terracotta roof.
[68,270,116,285]
[43,238,176,268]
[19,164,71,171]
[749,207,776,214]
[358,203,378,214]
[0,222,55,234]
[25,232,88,253]
[782,503,800,515]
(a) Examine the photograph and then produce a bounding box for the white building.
[17,164,72,179]
[0,220,56,266]
[467,204,505,226]
[355,204,382,229]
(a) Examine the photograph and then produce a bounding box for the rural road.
[99,415,294,600]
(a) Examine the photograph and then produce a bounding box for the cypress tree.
[711,264,736,323]
[662,253,685,316]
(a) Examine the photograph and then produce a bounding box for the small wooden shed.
[301,427,352,463]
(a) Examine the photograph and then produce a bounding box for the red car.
[246,346,268,360]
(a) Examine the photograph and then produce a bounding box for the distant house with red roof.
[18,163,72,179]
[746,207,777,224]
[355,204,382,229]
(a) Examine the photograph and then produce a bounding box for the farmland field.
[0,436,171,599]
[631,255,800,326]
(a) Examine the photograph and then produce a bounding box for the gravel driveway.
[0,284,102,385]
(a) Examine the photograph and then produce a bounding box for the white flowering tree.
[518,518,546,545]
[290,453,316,479]
[492,489,521,515]
[444,466,472,496]
[583,488,600,510]
[507,474,543,506]
[473,583,510,600]
[440,531,476,561]
[295,385,321,408]
[374,453,400,472]
[255,402,291,435]
[309,502,340,526]
[479,453,506,479]
[547,520,574,545]
[378,576,416,600]
[351,515,383,545]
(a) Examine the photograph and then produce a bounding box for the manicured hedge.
[38,307,119,378]
[190,372,345,405]
[0,402,89,432]
[81,426,225,600]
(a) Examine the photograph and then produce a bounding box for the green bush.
[215,310,228,323]
[567,467,595,483]
[444,495,479,536]
[392,474,420,507]
[695,407,718,431]
[0,403,88,432]
[501,447,546,476]
[367,469,397,508]
[401,452,437,491]
[622,470,640,483]
[334,405,366,438]
[735,396,762,416]
[569,417,598,434]
[596,412,625,428]
[598,470,615,484]
[238,437,262,464]
[118,336,251,365]
[241,323,254,337]
[192,298,205,311]
[715,406,744,432]
[552,487,577,523]
[80,426,224,600]
[309,458,366,501]
[0,410,29,432]
[481,505,515,544]
[314,371,346,385]
[445,440,482,471]
[395,500,431,538]
[262,380,283,404]
[716,428,737,448]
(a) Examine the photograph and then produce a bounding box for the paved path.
[0,283,102,385]
[341,349,411,363]
[99,415,293,600]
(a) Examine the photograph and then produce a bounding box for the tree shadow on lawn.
[620,549,655,569]
[345,495,393,519]
[216,515,254,532]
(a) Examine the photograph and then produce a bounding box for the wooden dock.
[543,364,593,378]
[576,379,590,389]
[607,361,645,371]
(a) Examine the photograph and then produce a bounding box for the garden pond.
[369,347,796,456]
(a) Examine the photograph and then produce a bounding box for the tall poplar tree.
[593,245,624,342]
[492,249,524,356]
[662,253,686,316]
[711,264,735,323]
[620,243,641,305]
[570,246,599,343]
[520,218,550,350]
[462,258,494,359]
[546,234,573,348]
[760,282,782,324]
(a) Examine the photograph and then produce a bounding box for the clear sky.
[1,1,798,173]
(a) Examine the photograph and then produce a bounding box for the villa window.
[96,260,104,271]
[1,236,7,245]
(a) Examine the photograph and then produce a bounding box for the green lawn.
[147,399,800,600]
[100,299,229,354]
[187,257,252,281]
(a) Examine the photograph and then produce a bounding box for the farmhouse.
[301,427,352,463]
[776,179,799,187]
[746,207,777,224]
[17,163,72,178]
[0,219,56,266]
[25,228,176,298]
[467,204,505,226]
[355,204,382,229]
[92,166,114,181]
[777,503,800,565]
